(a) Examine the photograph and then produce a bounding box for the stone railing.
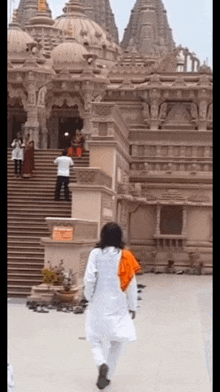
[74,167,112,189]
[154,235,187,249]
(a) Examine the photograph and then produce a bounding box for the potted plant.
[41,260,78,303]
[51,260,78,303]
[41,262,58,302]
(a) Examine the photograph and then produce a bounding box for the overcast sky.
[8,0,213,66]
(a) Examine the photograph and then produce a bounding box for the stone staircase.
[7,149,90,297]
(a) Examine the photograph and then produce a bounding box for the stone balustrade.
[74,167,112,189]
[154,235,187,249]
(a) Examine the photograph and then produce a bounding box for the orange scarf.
[118,249,141,291]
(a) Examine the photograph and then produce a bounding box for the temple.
[8,0,213,296]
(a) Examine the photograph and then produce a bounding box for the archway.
[47,101,84,149]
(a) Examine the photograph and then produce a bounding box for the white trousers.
[91,340,125,380]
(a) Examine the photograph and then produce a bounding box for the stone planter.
[55,290,78,303]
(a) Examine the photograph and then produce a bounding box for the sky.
[8,0,213,66]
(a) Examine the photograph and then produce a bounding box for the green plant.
[41,262,58,285]
[41,260,76,292]
[62,269,76,292]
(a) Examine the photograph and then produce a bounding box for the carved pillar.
[132,145,138,156]
[24,80,40,148]
[155,204,161,236]
[182,206,187,236]
[149,89,160,130]
[197,89,208,130]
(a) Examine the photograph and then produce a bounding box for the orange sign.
[52,226,75,241]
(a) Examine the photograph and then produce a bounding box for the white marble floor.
[8,274,212,392]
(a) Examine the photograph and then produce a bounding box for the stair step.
[7,148,89,298]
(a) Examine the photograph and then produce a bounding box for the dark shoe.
[96,364,110,390]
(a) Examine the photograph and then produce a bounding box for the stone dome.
[54,16,110,48]
[53,0,120,65]
[51,34,88,71]
[8,12,35,62]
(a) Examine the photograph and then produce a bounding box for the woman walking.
[11,132,24,178]
[84,222,141,390]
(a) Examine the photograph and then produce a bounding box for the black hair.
[95,222,125,250]
[62,148,68,156]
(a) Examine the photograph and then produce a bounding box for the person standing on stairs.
[11,132,25,178]
[84,222,141,390]
[54,148,74,202]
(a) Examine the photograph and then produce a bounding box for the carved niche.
[46,93,85,119]
[162,103,195,129]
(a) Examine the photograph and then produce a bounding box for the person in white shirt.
[54,149,74,201]
[11,132,25,177]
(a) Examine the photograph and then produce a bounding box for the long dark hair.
[95,222,125,250]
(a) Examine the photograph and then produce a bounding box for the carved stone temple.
[8,0,213,280]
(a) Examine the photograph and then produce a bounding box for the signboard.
[52,226,75,242]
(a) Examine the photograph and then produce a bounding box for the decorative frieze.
[74,168,112,189]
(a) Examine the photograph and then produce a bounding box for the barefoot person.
[84,222,141,390]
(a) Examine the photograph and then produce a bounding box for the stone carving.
[159,102,168,120]
[188,192,210,203]
[75,168,112,188]
[37,86,47,107]
[8,88,27,110]
[142,102,150,120]
[207,103,213,121]
[199,101,208,120]
[153,48,179,73]
[160,189,186,201]
[190,103,198,120]
[46,93,84,118]
[93,104,113,117]
[165,103,192,125]
[28,86,37,106]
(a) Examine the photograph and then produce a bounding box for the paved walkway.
[8,274,212,392]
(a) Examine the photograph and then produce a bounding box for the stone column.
[155,204,161,236]
[182,206,187,236]
[149,89,160,130]
[24,83,40,148]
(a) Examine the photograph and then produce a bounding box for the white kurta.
[11,139,24,161]
[84,247,138,343]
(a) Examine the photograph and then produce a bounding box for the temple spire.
[121,0,175,57]
[17,0,52,29]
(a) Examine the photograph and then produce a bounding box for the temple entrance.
[58,116,83,149]
[47,102,84,149]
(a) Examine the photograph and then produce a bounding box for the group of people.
[11,129,85,179]
[11,132,35,178]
